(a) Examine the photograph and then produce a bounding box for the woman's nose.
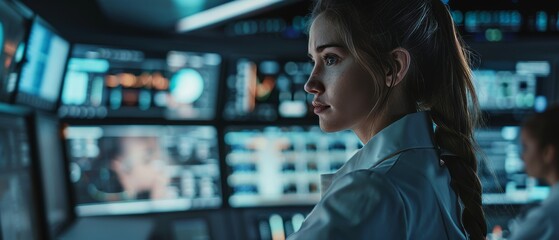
[304,74,324,95]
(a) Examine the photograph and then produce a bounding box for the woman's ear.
[385,48,411,87]
[543,144,557,167]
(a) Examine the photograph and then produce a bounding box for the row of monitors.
[57,46,312,121]
[64,124,549,215]
[56,47,554,121]
[0,106,551,238]
[0,1,313,121]
[50,49,556,120]
[0,1,555,121]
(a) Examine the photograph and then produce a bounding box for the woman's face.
[305,14,377,133]
[520,129,546,179]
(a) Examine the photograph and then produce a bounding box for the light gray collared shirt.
[288,111,467,240]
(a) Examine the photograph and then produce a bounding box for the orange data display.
[59,45,221,120]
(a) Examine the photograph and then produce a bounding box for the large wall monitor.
[224,126,361,207]
[473,60,551,115]
[59,45,221,120]
[63,124,222,216]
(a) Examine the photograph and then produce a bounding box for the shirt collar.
[320,111,437,194]
[340,111,437,172]
[544,182,559,203]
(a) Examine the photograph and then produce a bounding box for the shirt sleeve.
[508,207,555,240]
[287,170,407,240]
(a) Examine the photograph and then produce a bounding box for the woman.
[287,0,486,239]
[508,105,559,240]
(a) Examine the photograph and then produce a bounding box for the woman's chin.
[318,120,343,133]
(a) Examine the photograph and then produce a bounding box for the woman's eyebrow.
[315,43,345,52]
[308,43,346,57]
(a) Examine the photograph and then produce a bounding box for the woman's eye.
[324,55,338,66]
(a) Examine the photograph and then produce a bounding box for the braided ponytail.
[427,1,487,239]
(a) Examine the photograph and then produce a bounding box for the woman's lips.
[312,101,330,114]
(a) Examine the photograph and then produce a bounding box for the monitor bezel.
[29,111,75,238]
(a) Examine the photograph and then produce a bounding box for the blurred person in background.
[508,104,559,240]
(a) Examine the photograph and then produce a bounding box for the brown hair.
[310,0,486,238]
[522,104,559,170]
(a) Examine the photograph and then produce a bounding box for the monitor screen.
[63,124,222,216]
[0,111,41,240]
[35,113,71,237]
[224,126,361,207]
[59,45,221,120]
[448,1,559,39]
[476,126,550,204]
[473,60,551,115]
[17,17,70,111]
[0,0,27,103]
[223,58,314,121]
[165,50,221,120]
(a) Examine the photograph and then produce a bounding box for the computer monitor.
[224,126,361,207]
[16,16,70,111]
[473,60,551,115]
[448,1,559,39]
[34,112,71,238]
[0,0,28,103]
[0,108,42,240]
[59,45,221,120]
[63,124,222,216]
[476,126,550,204]
[222,58,314,121]
[165,50,221,120]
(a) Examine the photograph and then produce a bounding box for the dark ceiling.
[18,0,313,57]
